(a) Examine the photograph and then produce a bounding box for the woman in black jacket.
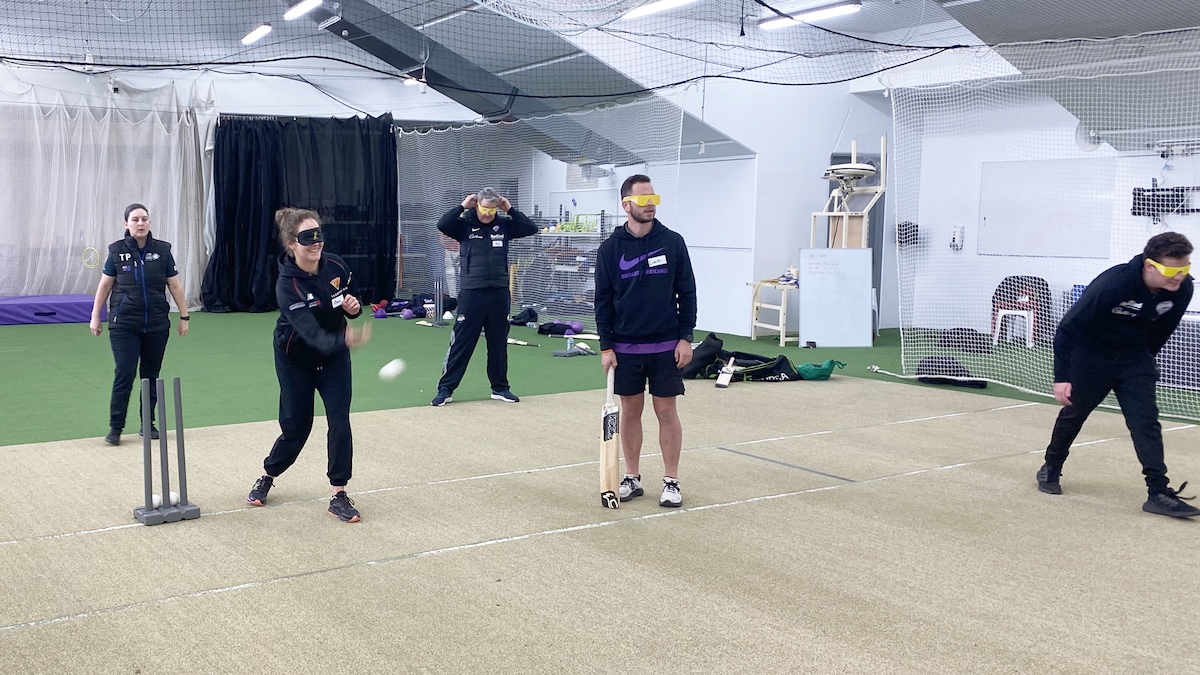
[90,203,189,445]
[246,208,372,522]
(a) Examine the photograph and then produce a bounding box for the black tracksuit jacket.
[436,206,538,289]
[273,251,362,364]
[1054,254,1193,382]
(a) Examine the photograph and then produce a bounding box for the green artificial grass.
[0,314,1050,447]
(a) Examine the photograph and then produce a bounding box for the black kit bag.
[916,356,987,389]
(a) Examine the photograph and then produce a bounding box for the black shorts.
[614,350,685,398]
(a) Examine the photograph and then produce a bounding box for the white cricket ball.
[379,358,407,381]
[170,491,180,506]
[152,493,162,508]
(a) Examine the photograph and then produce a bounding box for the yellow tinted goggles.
[622,194,661,207]
[476,205,498,216]
[1149,258,1191,277]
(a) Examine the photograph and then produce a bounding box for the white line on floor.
[4,413,1190,634]
[0,402,1179,551]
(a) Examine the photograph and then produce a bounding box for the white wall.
[675,157,757,336]
[669,79,897,336]
[898,90,1200,334]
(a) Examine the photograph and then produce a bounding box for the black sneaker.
[328,491,361,522]
[247,475,274,506]
[1143,482,1200,518]
[1037,462,1063,495]
[139,425,160,440]
[431,389,453,406]
[490,389,519,403]
[104,428,121,445]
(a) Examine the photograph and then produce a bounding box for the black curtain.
[202,115,398,312]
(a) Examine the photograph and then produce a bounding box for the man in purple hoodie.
[595,175,698,508]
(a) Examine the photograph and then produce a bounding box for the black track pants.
[264,348,354,485]
[1044,347,1169,494]
[108,327,170,431]
[436,287,511,393]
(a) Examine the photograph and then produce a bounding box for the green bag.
[796,359,845,381]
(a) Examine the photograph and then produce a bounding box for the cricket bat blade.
[600,367,620,509]
[715,357,736,388]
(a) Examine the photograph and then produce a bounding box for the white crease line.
[729,430,833,446]
[4,444,1050,634]
[0,425,1137,629]
[884,402,1038,426]
[0,522,142,546]
[0,400,1059,548]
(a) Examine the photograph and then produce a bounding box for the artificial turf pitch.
[2,314,1048,448]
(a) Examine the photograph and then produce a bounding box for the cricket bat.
[715,357,736,388]
[600,367,620,509]
[507,337,540,347]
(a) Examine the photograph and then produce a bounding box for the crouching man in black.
[1038,232,1199,518]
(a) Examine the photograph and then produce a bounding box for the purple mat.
[0,295,103,326]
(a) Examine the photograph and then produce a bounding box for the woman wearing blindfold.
[1038,231,1199,518]
[246,208,372,523]
[90,203,189,446]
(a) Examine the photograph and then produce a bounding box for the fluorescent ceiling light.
[761,1,861,30]
[623,0,702,21]
[284,0,323,21]
[241,23,272,45]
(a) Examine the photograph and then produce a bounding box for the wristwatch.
[179,316,190,321]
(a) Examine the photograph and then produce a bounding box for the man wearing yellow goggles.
[1038,231,1198,518]
[595,175,697,508]
[621,193,661,207]
[429,187,538,407]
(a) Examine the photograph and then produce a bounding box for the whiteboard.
[978,158,1114,258]
[799,248,873,347]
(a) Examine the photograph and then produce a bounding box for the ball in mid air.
[379,358,407,381]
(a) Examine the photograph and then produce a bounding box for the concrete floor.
[1,377,1197,673]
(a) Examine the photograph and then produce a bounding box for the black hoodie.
[1054,254,1193,381]
[273,251,362,365]
[594,219,697,352]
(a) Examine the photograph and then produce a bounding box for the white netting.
[890,28,1200,420]
[0,78,209,309]
[0,1,962,105]
[396,96,683,330]
[477,0,647,30]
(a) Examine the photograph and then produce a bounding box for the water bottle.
[567,336,575,351]
[526,322,536,328]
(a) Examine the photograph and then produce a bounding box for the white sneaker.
[660,478,682,507]
[618,474,643,501]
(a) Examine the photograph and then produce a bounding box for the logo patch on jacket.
[618,248,666,271]
[145,252,160,261]
[330,277,340,289]
[1111,300,1142,317]
[1157,301,1174,315]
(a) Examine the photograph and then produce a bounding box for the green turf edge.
[0,315,1079,448]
